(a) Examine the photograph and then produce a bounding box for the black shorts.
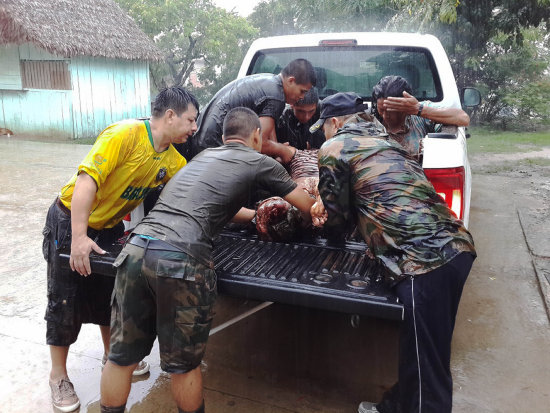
[42,200,123,346]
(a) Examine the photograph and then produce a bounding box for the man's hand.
[311,197,328,227]
[280,145,297,164]
[384,91,420,115]
[70,235,105,276]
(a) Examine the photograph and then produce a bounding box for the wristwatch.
[417,102,424,117]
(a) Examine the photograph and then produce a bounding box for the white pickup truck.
[80,32,480,321]
[238,32,481,226]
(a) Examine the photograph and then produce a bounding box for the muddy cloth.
[42,200,124,346]
[255,197,303,241]
[109,242,216,374]
[176,74,286,159]
[288,149,320,200]
[289,149,319,181]
[275,105,326,149]
[317,119,476,286]
[135,142,297,266]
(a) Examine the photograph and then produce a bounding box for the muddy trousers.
[378,252,475,413]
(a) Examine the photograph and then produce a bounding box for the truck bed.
[59,230,403,321]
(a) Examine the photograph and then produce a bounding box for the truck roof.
[238,32,460,109]
[244,32,443,49]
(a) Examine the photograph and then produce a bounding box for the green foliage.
[249,0,395,35]
[115,0,257,102]
[115,0,550,125]
[474,26,550,129]
[467,126,550,154]
[382,1,550,128]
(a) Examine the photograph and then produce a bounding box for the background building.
[0,0,162,139]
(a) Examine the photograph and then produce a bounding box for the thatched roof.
[0,0,163,61]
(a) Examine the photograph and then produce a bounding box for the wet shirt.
[190,74,286,156]
[317,120,476,285]
[135,143,297,266]
[59,119,186,230]
[388,104,441,162]
[275,104,326,150]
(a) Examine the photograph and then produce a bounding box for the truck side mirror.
[461,87,481,108]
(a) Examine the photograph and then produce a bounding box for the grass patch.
[467,126,550,154]
[474,157,550,175]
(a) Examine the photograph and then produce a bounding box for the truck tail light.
[122,213,132,235]
[424,167,465,220]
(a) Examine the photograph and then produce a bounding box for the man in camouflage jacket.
[310,92,476,413]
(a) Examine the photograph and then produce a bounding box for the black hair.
[152,86,199,118]
[281,59,317,87]
[296,87,319,106]
[223,107,261,140]
[371,75,413,122]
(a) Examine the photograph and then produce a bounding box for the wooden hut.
[0,0,163,139]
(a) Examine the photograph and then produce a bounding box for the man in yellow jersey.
[41,87,199,412]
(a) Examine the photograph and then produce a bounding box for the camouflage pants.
[109,242,217,374]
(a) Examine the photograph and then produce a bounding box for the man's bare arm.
[283,187,314,223]
[385,91,470,126]
[70,172,105,276]
[259,116,296,163]
[231,207,256,224]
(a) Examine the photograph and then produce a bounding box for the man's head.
[222,107,262,151]
[292,88,319,124]
[309,92,369,139]
[152,87,200,144]
[372,75,413,126]
[281,59,317,105]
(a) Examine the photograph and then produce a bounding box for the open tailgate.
[59,231,403,321]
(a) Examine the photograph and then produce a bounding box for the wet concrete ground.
[1,138,549,412]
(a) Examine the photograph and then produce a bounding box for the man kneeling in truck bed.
[100,107,314,413]
[310,92,476,413]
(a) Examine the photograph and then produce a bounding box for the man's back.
[135,143,296,265]
[186,74,286,156]
[318,121,475,284]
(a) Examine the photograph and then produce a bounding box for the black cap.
[309,92,368,133]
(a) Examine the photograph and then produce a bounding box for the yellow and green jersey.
[59,119,186,230]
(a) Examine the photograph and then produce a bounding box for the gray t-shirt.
[135,143,297,266]
[188,74,286,156]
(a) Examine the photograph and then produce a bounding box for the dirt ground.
[0,135,549,412]
[469,147,550,315]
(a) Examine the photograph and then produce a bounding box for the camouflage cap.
[310,92,369,133]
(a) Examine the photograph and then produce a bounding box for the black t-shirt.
[181,74,286,159]
[135,143,297,265]
[275,105,326,150]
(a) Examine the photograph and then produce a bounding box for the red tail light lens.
[122,213,132,235]
[424,167,465,219]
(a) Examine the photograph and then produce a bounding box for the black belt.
[128,235,183,252]
[56,197,71,215]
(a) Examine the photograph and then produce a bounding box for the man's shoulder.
[111,118,143,128]
[94,119,144,144]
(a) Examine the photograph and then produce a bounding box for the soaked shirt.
[189,74,286,156]
[276,105,326,150]
[318,120,476,285]
[388,104,441,162]
[59,119,186,230]
[135,143,297,266]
